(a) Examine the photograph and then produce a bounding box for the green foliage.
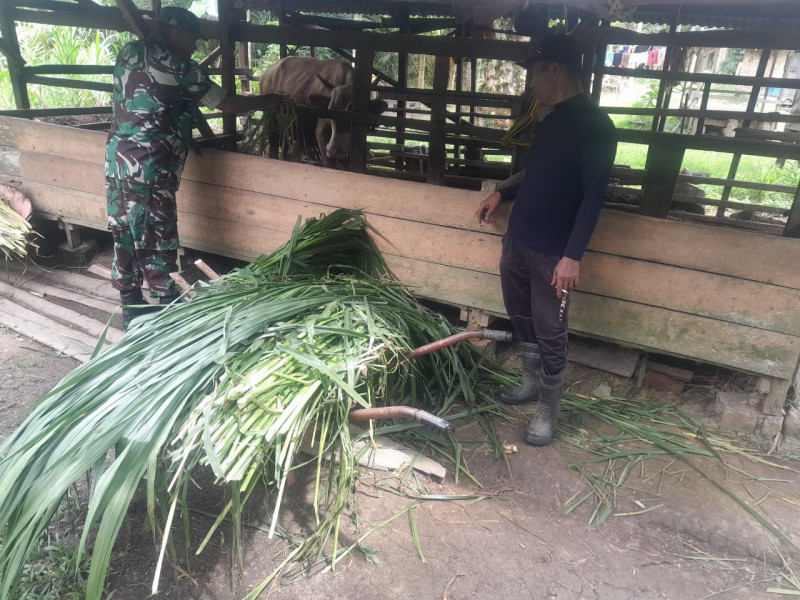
[3,533,94,600]
[0,209,508,599]
[0,24,120,109]
[721,48,745,76]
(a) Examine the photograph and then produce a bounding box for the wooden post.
[784,181,800,238]
[469,57,477,125]
[455,55,464,163]
[653,11,679,132]
[239,10,251,93]
[349,48,374,173]
[641,144,685,217]
[590,21,609,105]
[395,51,408,171]
[427,55,449,185]
[694,81,711,135]
[277,2,287,59]
[217,0,236,142]
[716,47,772,216]
[0,11,29,110]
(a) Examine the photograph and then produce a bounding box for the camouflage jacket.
[105,39,225,190]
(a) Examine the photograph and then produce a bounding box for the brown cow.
[258,56,387,166]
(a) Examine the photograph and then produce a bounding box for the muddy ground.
[2,240,800,600]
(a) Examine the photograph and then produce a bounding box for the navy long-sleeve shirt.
[500,93,617,260]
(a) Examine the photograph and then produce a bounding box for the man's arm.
[552,118,617,297]
[563,120,617,261]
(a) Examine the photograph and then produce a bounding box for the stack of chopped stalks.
[241,94,300,159]
[0,196,34,259]
[0,209,511,600]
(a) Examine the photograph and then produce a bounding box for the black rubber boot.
[120,288,158,330]
[159,294,180,305]
[523,370,562,446]
[498,342,541,405]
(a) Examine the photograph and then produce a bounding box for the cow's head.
[309,75,388,165]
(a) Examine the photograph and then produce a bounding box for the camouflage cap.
[159,6,207,40]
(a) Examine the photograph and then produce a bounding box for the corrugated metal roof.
[625,3,800,29]
[240,1,800,29]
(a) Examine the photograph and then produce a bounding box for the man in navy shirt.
[477,34,617,446]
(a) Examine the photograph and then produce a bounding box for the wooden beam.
[216,0,237,140]
[652,10,678,132]
[0,34,25,67]
[427,56,450,185]
[232,23,529,63]
[571,24,800,52]
[784,182,800,239]
[26,74,111,93]
[0,106,111,117]
[605,106,800,125]
[23,64,112,75]
[349,48,374,173]
[597,66,800,91]
[115,0,149,39]
[0,8,29,109]
[641,143,685,217]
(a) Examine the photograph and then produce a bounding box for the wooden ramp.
[2,116,799,413]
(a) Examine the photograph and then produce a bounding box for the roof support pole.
[217,0,237,143]
[427,55,449,185]
[0,4,30,109]
[653,10,679,132]
[349,47,374,173]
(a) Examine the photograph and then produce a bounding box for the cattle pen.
[2,0,800,415]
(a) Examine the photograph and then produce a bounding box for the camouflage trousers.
[106,179,179,297]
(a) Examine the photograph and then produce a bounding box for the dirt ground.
[2,240,800,600]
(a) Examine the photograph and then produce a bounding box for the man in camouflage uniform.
[106,7,279,329]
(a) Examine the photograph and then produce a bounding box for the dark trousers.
[500,232,569,376]
[106,180,180,297]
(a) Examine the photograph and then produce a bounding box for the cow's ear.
[308,94,331,109]
[369,99,389,115]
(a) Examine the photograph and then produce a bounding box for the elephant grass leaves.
[0,209,505,600]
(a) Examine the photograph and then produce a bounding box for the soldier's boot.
[120,288,158,331]
[159,294,180,305]
[497,342,541,405]
[523,370,562,446]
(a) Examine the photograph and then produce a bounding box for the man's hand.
[476,191,502,223]
[551,256,580,299]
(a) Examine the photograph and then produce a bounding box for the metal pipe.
[402,328,512,362]
[349,406,453,436]
[347,328,512,436]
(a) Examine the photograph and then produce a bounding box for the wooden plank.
[580,253,800,337]
[0,280,122,343]
[0,298,95,363]
[568,336,641,378]
[23,157,800,341]
[589,211,800,290]
[0,145,20,180]
[0,117,20,149]
[641,143,685,217]
[763,377,792,416]
[569,294,800,380]
[384,254,505,315]
[16,133,800,294]
[26,74,112,93]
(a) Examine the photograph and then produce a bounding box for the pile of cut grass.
[0,209,508,599]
